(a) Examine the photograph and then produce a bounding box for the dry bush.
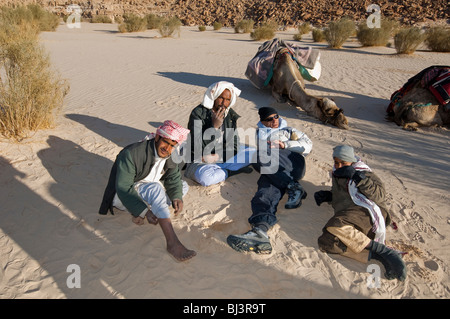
[293,23,310,41]
[425,26,450,52]
[357,18,398,46]
[145,13,164,30]
[118,13,146,33]
[234,19,254,33]
[157,16,182,37]
[91,15,113,24]
[0,4,59,32]
[324,18,355,48]
[213,21,222,30]
[198,25,206,32]
[250,22,277,41]
[298,22,311,35]
[312,28,325,42]
[394,27,425,54]
[0,21,68,140]
[293,33,302,41]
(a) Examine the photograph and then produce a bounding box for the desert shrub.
[357,18,398,46]
[293,33,302,41]
[293,22,310,41]
[0,21,68,140]
[298,22,311,35]
[0,4,59,32]
[425,26,450,52]
[264,20,278,31]
[250,22,277,41]
[324,18,355,48]
[234,19,254,33]
[312,28,325,42]
[394,27,425,54]
[145,13,163,29]
[26,4,59,31]
[157,16,181,37]
[114,15,123,24]
[213,21,222,30]
[118,13,146,33]
[91,15,112,24]
[198,25,206,32]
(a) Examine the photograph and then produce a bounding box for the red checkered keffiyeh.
[156,120,190,144]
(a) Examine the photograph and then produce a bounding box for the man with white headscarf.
[99,120,196,262]
[184,81,255,186]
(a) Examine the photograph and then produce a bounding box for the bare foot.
[158,218,196,262]
[167,242,197,262]
[145,210,158,225]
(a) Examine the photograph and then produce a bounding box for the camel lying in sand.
[270,50,349,130]
[390,82,450,131]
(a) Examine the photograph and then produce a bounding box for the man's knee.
[194,165,227,186]
[317,229,347,254]
[138,182,166,203]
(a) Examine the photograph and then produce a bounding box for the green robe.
[99,138,183,217]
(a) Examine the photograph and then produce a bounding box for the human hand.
[212,106,225,128]
[145,210,158,225]
[314,190,332,206]
[132,215,145,225]
[202,153,220,163]
[269,140,285,149]
[172,199,183,214]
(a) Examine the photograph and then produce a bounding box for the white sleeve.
[283,129,313,156]
[139,207,149,218]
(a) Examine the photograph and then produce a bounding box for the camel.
[390,82,450,131]
[270,49,349,130]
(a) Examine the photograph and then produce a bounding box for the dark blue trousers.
[249,149,306,228]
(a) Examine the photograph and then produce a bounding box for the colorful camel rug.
[245,38,321,89]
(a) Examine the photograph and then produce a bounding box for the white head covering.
[202,81,241,110]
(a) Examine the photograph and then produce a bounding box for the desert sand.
[0,22,449,299]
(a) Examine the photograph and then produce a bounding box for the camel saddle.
[387,65,450,115]
[245,38,320,89]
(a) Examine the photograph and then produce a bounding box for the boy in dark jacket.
[316,145,406,281]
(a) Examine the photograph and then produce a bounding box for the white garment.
[256,117,313,156]
[202,81,241,118]
[113,145,168,217]
[137,146,167,185]
[347,160,386,244]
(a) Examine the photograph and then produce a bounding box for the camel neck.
[289,81,316,105]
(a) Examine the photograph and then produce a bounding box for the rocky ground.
[1,0,449,27]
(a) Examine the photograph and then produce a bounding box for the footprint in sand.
[390,240,442,281]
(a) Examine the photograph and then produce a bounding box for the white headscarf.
[202,81,241,111]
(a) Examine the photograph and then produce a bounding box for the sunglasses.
[263,114,279,122]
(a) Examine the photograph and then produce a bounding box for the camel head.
[317,98,349,130]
